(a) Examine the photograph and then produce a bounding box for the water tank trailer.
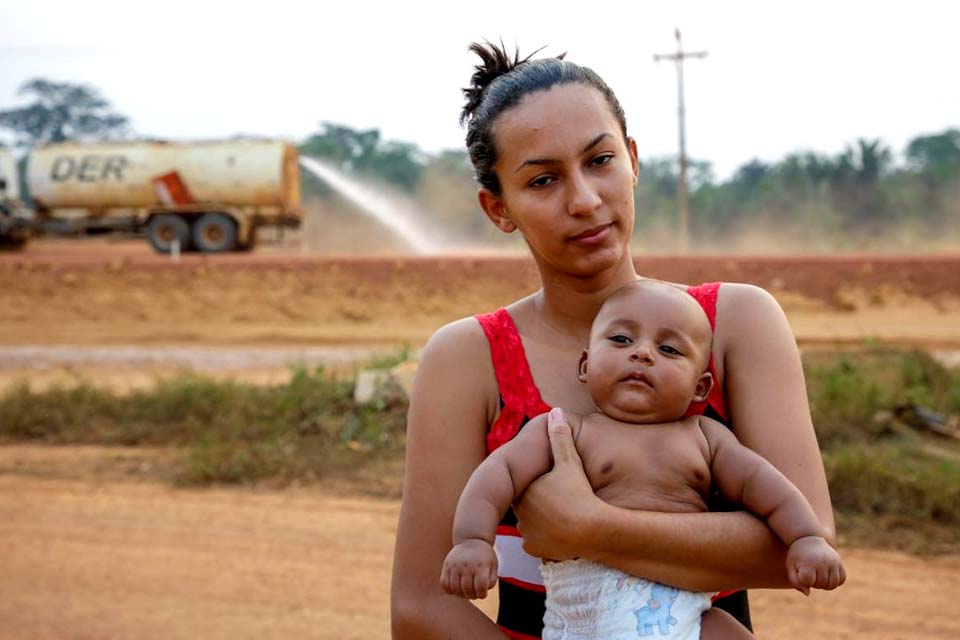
[0,139,302,253]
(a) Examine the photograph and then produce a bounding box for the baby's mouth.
[623,372,653,387]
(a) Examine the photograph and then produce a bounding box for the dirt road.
[1,445,958,640]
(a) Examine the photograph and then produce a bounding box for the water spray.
[299,156,442,254]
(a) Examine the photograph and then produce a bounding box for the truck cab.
[0,148,30,249]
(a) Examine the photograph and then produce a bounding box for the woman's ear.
[577,349,590,383]
[627,137,640,186]
[478,188,516,233]
[692,372,714,403]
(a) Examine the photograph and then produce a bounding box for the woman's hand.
[513,408,603,561]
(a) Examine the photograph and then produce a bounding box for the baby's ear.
[577,349,589,383]
[693,372,714,403]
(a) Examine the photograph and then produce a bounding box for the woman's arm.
[514,284,834,592]
[390,318,509,639]
[515,412,789,592]
[720,284,836,544]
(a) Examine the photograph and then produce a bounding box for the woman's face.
[481,83,639,278]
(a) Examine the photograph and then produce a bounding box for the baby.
[441,280,846,639]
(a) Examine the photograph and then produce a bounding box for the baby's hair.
[461,40,628,195]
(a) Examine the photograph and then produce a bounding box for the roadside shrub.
[825,444,960,524]
[805,348,959,447]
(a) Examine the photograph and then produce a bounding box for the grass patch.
[805,347,960,448]
[0,366,407,486]
[804,347,960,552]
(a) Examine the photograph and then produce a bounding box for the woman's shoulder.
[421,315,492,363]
[648,279,785,330]
[715,282,786,322]
[413,315,502,425]
[712,282,793,358]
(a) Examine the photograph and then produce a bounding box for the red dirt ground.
[2,239,959,351]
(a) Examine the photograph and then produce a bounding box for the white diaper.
[540,559,712,640]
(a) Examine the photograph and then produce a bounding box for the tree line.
[302,120,959,249]
[2,78,957,249]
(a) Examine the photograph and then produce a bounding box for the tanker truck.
[0,139,301,253]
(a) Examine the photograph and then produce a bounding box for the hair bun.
[460,41,548,126]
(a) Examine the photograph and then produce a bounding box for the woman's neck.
[533,252,639,343]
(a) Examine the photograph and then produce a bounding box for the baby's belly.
[594,483,708,514]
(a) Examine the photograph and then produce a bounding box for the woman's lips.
[568,223,613,245]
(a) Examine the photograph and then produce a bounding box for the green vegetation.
[1,348,958,552]
[0,366,407,486]
[299,123,960,251]
[0,78,129,146]
[804,348,960,552]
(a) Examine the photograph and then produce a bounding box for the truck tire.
[192,213,237,253]
[146,214,191,254]
[0,234,28,251]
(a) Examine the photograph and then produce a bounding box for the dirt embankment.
[3,240,960,349]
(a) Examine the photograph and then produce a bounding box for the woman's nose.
[566,171,602,216]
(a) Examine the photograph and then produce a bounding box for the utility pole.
[654,28,707,253]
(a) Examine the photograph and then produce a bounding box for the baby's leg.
[700,607,755,639]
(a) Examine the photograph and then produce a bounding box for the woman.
[391,43,836,639]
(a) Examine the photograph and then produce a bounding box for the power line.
[654,28,707,253]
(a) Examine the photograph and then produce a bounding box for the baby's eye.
[659,344,682,356]
[608,334,632,345]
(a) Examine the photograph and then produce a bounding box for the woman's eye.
[609,334,631,345]
[529,175,556,188]
[659,345,681,356]
[591,154,614,168]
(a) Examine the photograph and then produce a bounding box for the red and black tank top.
[473,282,751,639]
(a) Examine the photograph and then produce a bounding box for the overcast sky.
[1,0,957,179]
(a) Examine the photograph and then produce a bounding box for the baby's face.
[580,283,713,423]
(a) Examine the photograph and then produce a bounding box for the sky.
[0,0,957,179]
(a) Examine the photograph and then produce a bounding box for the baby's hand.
[786,535,847,595]
[441,539,498,599]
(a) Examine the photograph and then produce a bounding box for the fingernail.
[549,407,564,424]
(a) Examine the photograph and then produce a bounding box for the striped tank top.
[474,282,752,639]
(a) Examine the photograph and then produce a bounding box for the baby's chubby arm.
[441,412,561,599]
[699,417,847,595]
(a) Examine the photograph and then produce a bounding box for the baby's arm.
[441,412,558,599]
[699,417,847,595]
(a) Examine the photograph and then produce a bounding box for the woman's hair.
[461,41,628,195]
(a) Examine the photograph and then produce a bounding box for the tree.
[300,122,423,192]
[0,78,129,146]
[729,159,769,197]
[906,129,960,184]
[850,138,892,184]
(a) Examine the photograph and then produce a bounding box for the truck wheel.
[146,215,191,254]
[0,235,28,251]
[192,213,237,253]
